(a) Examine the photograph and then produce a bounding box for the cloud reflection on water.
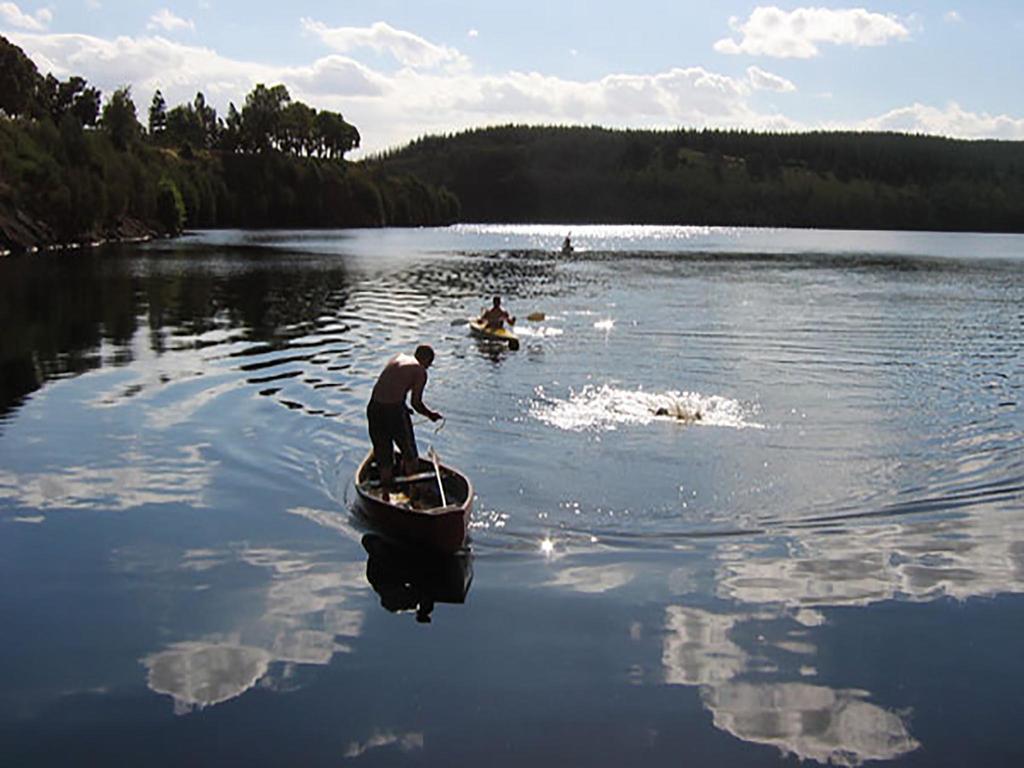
[143,546,368,713]
[662,606,920,765]
[718,509,1024,609]
[545,564,636,593]
[343,730,425,759]
[654,495,1024,762]
[704,683,919,767]
[0,443,215,515]
[144,641,273,716]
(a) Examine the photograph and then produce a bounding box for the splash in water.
[515,325,564,338]
[531,384,763,432]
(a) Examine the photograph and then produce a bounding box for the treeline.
[370,124,1024,232]
[0,35,459,252]
[147,85,360,159]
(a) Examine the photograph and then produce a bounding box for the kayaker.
[479,295,515,330]
[367,345,443,499]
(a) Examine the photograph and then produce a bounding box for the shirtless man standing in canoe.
[367,345,443,498]
[479,295,516,330]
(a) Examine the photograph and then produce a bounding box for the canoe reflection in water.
[362,534,473,623]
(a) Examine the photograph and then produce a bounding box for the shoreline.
[0,208,159,258]
[0,234,155,258]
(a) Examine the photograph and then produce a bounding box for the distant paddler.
[478,295,516,331]
[367,345,443,500]
[471,295,520,350]
[561,233,573,255]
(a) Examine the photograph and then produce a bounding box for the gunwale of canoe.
[354,450,472,554]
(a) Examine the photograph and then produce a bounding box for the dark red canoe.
[353,449,472,554]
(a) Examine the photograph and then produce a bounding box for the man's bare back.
[371,354,427,405]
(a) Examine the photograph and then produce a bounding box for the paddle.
[428,446,448,507]
[453,311,545,325]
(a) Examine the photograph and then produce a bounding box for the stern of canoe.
[354,451,472,554]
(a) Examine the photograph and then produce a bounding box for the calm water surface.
[1,225,1023,766]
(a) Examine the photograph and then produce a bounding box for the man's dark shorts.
[367,400,418,471]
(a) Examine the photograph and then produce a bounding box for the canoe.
[354,449,473,554]
[468,319,520,350]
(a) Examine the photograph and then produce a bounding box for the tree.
[220,102,242,151]
[0,34,40,118]
[193,91,218,148]
[281,101,316,155]
[241,83,290,152]
[38,75,101,127]
[156,177,186,234]
[69,82,101,127]
[165,103,203,149]
[149,90,167,136]
[101,86,140,150]
[315,110,360,159]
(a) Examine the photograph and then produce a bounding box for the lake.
[1,225,1022,766]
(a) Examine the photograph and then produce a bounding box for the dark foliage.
[370,124,1024,232]
[0,35,457,252]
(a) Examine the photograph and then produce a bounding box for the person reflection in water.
[478,295,515,330]
[364,535,474,625]
[375,578,434,622]
[367,345,442,500]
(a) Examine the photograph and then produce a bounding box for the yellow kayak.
[469,319,520,350]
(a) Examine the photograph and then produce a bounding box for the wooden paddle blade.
[526,311,546,322]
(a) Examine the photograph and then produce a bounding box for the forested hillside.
[370,125,1024,232]
[0,36,459,253]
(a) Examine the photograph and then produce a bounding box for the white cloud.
[301,18,468,71]
[147,8,195,33]
[9,31,277,100]
[9,24,1024,156]
[0,2,53,30]
[715,6,910,58]
[859,101,1024,140]
[285,54,385,98]
[943,10,962,24]
[10,27,800,153]
[467,28,478,38]
[747,65,796,92]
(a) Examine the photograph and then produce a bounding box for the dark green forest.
[370,124,1024,232]
[0,35,459,253]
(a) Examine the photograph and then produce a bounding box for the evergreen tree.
[149,90,167,137]
[101,86,140,151]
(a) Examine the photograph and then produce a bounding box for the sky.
[2,1,1023,156]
